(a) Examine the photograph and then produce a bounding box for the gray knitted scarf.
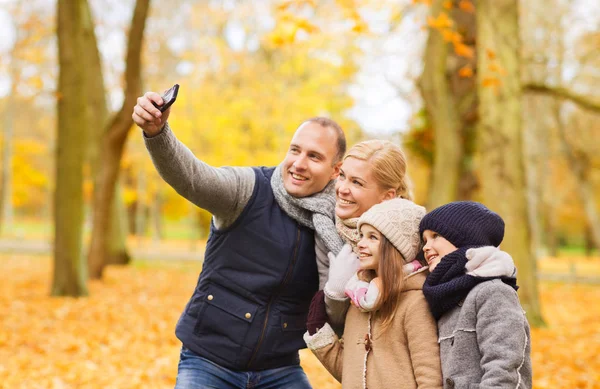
[271,164,344,255]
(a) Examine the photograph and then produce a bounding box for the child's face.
[357,224,381,272]
[422,230,457,271]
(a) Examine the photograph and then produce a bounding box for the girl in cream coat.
[304,198,443,389]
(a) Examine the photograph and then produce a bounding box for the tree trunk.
[51,0,89,297]
[585,224,595,257]
[545,214,559,257]
[151,194,163,242]
[0,38,22,236]
[420,0,463,209]
[476,0,544,326]
[107,183,131,265]
[522,95,543,259]
[82,0,132,274]
[420,0,478,208]
[88,0,150,279]
[134,167,147,236]
[554,106,600,251]
[0,92,15,236]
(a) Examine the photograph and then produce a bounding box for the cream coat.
[304,271,443,389]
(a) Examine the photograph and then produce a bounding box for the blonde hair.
[344,140,413,200]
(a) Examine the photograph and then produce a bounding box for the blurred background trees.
[0,0,597,322]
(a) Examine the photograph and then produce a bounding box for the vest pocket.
[268,312,308,353]
[193,284,258,359]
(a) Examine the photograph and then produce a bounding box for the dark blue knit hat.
[419,201,505,248]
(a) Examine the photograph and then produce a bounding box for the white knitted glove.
[465,246,516,278]
[324,244,360,300]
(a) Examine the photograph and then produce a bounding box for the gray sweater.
[437,279,532,389]
[144,123,347,324]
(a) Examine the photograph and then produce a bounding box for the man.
[132,91,347,388]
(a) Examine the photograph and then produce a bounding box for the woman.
[323,140,414,315]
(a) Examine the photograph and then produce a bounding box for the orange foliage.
[458,64,474,78]
[2,255,599,388]
[482,76,501,88]
[427,12,454,29]
[458,0,475,13]
[0,256,339,388]
[488,62,507,75]
[453,42,475,58]
[441,29,462,44]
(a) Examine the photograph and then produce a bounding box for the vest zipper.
[246,226,302,369]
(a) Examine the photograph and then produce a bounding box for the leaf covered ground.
[1,254,599,388]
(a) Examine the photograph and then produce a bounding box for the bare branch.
[524,83,600,113]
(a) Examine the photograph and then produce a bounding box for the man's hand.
[132,91,172,137]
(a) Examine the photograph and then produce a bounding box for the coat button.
[283,322,288,329]
[245,313,252,319]
[207,295,213,301]
[446,378,455,388]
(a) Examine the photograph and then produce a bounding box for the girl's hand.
[324,244,360,300]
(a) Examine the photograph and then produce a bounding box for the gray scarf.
[271,164,344,255]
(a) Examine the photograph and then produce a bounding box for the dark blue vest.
[175,167,319,371]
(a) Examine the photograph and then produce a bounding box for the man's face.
[281,122,341,198]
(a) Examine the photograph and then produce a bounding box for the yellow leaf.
[352,22,368,34]
[276,0,293,11]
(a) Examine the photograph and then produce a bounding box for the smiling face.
[421,230,457,271]
[335,157,395,219]
[357,224,382,273]
[281,121,341,198]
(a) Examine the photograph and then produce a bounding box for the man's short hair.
[305,117,347,164]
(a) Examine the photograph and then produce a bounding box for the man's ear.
[330,161,342,180]
[382,189,396,201]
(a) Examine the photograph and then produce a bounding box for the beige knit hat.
[357,198,426,262]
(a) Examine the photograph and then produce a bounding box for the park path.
[1,238,599,284]
[0,239,204,261]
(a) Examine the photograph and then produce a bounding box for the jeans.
[175,347,313,389]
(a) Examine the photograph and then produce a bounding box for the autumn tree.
[87,0,150,279]
[80,0,130,270]
[420,0,478,209]
[52,0,89,296]
[521,2,600,251]
[0,2,54,236]
[476,0,544,326]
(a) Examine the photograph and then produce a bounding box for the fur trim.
[303,322,336,350]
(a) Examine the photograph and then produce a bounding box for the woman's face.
[335,157,395,219]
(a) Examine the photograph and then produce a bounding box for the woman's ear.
[382,188,396,201]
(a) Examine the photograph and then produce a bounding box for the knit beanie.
[357,198,426,262]
[419,201,504,248]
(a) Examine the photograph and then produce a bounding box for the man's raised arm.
[133,91,255,229]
